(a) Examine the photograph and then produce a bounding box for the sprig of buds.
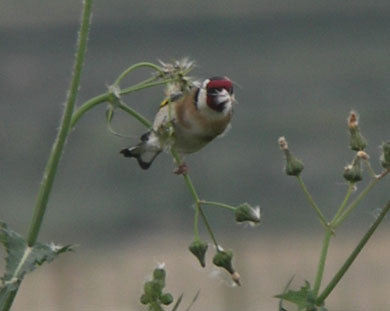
[276,111,390,310]
[140,265,174,311]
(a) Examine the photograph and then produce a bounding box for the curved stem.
[120,79,174,96]
[117,101,152,129]
[113,62,164,87]
[26,0,93,247]
[71,92,111,128]
[199,200,236,212]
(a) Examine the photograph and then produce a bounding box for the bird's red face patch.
[206,78,233,95]
[205,77,233,112]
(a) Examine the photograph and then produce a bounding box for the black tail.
[120,146,161,170]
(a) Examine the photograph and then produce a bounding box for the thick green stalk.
[317,201,390,305]
[26,0,93,246]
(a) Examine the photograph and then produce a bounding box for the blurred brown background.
[1,1,390,310]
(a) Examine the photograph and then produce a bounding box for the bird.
[120,76,234,171]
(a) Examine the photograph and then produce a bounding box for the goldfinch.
[120,76,234,169]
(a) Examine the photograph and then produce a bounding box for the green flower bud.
[235,203,261,225]
[213,249,235,274]
[278,137,304,176]
[213,249,241,285]
[380,141,390,170]
[144,280,162,300]
[343,157,362,183]
[153,267,166,287]
[189,240,208,268]
[348,111,367,151]
[160,293,174,305]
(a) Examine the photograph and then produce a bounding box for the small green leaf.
[170,293,183,311]
[0,222,73,307]
[275,280,318,310]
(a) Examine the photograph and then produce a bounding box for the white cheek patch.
[215,89,231,104]
[196,87,208,110]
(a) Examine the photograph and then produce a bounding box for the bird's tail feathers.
[120,141,161,170]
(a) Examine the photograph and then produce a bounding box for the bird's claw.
[174,163,188,175]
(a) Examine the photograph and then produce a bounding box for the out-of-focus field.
[10,231,390,311]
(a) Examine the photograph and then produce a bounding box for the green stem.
[117,102,152,129]
[2,291,17,311]
[296,175,329,229]
[332,170,389,229]
[113,62,164,87]
[330,182,354,225]
[120,79,174,96]
[170,149,219,247]
[26,0,93,247]
[313,229,333,295]
[199,200,236,212]
[317,201,390,305]
[71,92,111,128]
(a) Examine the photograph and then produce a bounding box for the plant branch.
[26,0,93,247]
[296,175,329,229]
[113,62,164,87]
[333,169,389,229]
[317,201,390,304]
[70,92,111,128]
[199,200,236,212]
[330,182,354,225]
[170,149,219,247]
[313,229,333,295]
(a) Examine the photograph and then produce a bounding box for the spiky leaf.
[0,222,73,306]
[275,280,325,311]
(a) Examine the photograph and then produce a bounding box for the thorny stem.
[3,1,93,311]
[296,175,329,229]
[26,0,93,247]
[317,201,390,305]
